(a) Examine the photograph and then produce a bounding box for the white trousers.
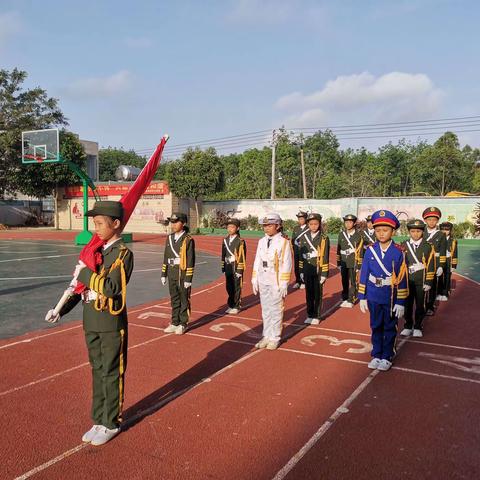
[259,283,284,342]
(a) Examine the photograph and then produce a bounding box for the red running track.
[0,232,479,479]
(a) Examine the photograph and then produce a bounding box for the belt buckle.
[168,258,175,265]
[262,261,268,268]
[375,278,383,287]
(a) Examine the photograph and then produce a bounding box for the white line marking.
[0,274,72,281]
[391,365,480,384]
[0,240,80,249]
[453,272,480,286]
[0,253,78,263]
[0,250,58,254]
[13,343,262,480]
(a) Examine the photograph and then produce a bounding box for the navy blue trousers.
[368,301,398,361]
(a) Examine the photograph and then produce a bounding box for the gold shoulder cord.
[93,248,128,315]
[316,236,326,273]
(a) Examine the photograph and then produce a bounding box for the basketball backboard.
[22,128,60,163]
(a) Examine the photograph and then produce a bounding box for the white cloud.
[64,70,133,99]
[124,36,152,48]
[276,71,444,127]
[0,11,22,46]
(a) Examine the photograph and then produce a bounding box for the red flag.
[73,135,169,293]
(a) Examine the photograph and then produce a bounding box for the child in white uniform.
[251,213,293,350]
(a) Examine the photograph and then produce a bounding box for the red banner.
[63,181,169,198]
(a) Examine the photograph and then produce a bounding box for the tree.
[166,147,222,223]
[0,68,69,197]
[98,148,147,181]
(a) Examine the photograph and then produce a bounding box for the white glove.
[45,309,60,323]
[436,267,443,277]
[279,285,288,298]
[393,304,405,319]
[359,299,368,314]
[338,265,342,271]
[309,251,318,258]
[452,266,456,270]
[320,276,326,285]
[161,277,167,286]
[300,273,304,282]
[235,272,242,279]
[184,282,192,288]
[423,284,431,291]
[252,280,259,295]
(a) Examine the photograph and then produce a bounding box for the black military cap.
[296,211,308,218]
[365,215,372,222]
[342,214,357,222]
[86,201,124,220]
[422,206,441,220]
[307,213,322,222]
[439,221,453,230]
[407,219,426,230]
[227,218,240,228]
[167,212,187,223]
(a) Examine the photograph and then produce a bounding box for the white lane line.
[453,272,480,286]
[271,337,408,480]
[13,344,262,480]
[391,366,480,384]
[0,274,72,281]
[0,333,170,397]
[14,443,90,480]
[0,250,58,254]
[0,240,80,248]
[405,338,480,353]
[0,283,222,351]
[0,253,79,263]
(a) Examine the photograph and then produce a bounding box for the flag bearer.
[337,214,364,307]
[161,213,195,334]
[438,221,458,300]
[45,201,134,446]
[251,213,293,350]
[400,219,435,338]
[222,218,246,314]
[292,211,308,289]
[299,213,330,325]
[358,210,408,371]
[422,207,447,314]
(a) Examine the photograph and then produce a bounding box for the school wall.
[56,181,201,232]
[202,197,480,224]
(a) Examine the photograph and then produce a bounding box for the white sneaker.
[225,308,232,314]
[164,324,177,333]
[439,295,448,302]
[425,309,435,316]
[300,284,305,290]
[82,425,102,443]
[400,328,412,337]
[377,359,392,371]
[229,308,240,314]
[435,295,442,301]
[90,426,120,446]
[255,338,269,349]
[175,325,186,335]
[304,317,313,324]
[310,318,320,325]
[293,283,301,289]
[266,341,279,350]
[412,329,423,338]
[342,302,354,308]
[368,358,382,369]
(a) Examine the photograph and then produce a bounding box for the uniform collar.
[426,227,438,234]
[228,234,237,241]
[174,230,185,241]
[103,237,122,251]
[310,230,320,239]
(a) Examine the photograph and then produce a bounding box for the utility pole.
[271,129,276,199]
[299,134,307,199]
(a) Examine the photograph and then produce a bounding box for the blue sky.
[2,0,480,157]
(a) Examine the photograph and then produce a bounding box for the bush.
[325,217,343,234]
[452,221,476,239]
[283,219,297,233]
[245,215,259,230]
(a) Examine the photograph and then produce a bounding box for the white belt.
[82,290,98,303]
[408,264,424,274]
[168,258,181,265]
[225,255,236,264]
[369,273,392,287]
[302,252,318,259]
[341,248,354,256]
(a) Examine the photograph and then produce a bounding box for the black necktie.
[267,238,271,248]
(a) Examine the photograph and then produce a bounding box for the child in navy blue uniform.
[358,210,408,371]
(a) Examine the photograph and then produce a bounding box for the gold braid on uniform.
[316,236,327,274]
[390,256,409,312]
[92,248,128,316]
[424,248,435,281]
[235,241,246,271]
